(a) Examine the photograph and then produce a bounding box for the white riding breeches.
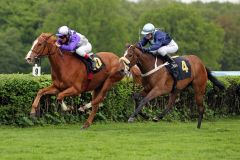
[75,42,92,57]
[151,40,178,56]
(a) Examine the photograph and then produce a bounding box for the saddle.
[156,55,191,81]
[74,54,105,79]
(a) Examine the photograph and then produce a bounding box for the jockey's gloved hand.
[142,47,150,53]
[55,42,61,47]
[136,42,142,48]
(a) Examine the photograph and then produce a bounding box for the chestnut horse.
[120,44,225,128]
[25,33,126,129]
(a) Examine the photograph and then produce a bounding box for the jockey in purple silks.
[55,26,95,78]
[138,23,179,79]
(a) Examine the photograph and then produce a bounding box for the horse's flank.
[46,34,122,92]
[26,32,126,129]
[121,44,224,128]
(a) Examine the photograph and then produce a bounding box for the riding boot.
[88,56,96,70]
[163,54,178,79]
[84,54,96,70]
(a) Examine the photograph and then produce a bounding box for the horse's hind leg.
[195,93,205,129]
[153,91,178,121]
[193,82,206,129]
[82,88,101,129]
[82,77,119,129]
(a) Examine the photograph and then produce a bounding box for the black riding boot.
[85,55,96,70]
[163,54,178,79]
[89,56,96,70]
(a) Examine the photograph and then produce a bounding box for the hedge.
[0,74,239,126]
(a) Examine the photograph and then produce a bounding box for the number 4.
[181,61,189,72]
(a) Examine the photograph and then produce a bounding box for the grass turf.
[0,118,239,160]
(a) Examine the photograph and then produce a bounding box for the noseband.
[31,34,56,58]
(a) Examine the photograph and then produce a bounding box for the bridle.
[120,45,141,72]
[120,44,168,77]
[31,34,62,58]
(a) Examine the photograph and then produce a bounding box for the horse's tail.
[206,67,225,90]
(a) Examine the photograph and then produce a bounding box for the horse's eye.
[38,43,42,46]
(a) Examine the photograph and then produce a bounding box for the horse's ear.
[132,43,138,49]
[125,43,131,48]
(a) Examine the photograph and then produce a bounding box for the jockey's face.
[59,35,68,43]
[145,33,153,40]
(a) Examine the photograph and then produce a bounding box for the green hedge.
[0,74,239,126]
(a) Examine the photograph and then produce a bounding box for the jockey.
[138,23,179,78]
[55,26,96,69]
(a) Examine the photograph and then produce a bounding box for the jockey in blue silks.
[138,23,179,78]
[55,26,95,69]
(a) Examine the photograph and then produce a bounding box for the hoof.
[81,125,89,130]
[30,112,36,118]
[152,116,160,122]
[80,126,88,130]
[78,106,85,112]
[128,117,135,123]
[81,122,90,130]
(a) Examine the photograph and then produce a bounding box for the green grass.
[0,118,239,160]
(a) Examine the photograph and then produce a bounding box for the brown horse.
[120,44,225,128]
[25,33,126,129]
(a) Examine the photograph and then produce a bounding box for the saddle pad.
[171,56,191,80]
[92,55,105,72]
[75,54,105,73]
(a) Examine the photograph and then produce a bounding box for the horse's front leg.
[128,87,169,123]
[31,85,59,117]
[81,75,122,129]
[153,91,178,121]
[132,91,149,120]
[81,88,101,129]
[56,86,81,102]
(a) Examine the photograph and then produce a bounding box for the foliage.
[0,0,239,73]
[0,74,239,126]
[137,4,224,69]
[191,2,240,70]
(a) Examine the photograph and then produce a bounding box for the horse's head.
[119,43,142,72]
[25,33,55,64]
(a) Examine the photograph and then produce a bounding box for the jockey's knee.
[158,48,167,56]
[76,49,86,57]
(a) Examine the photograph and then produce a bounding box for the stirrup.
[92,62,96,69]
[88,52,94,56]
[171,63,178,69]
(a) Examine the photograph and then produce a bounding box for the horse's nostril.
[25,57,32,63]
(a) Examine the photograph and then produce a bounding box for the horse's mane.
[40,32,57,43]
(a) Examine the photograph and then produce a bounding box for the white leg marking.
[61,101,68,111]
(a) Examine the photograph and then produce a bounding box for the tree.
[0,0,49,73]
[39,0,133,56]
[191,1,240,70]
[0,28,30,73]
[137,4,224,69]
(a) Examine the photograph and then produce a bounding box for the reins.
[32,34,63,58]
[120,45,168,77]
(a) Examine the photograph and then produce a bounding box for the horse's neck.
[138,53,163,73]
[48,49,74,78]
